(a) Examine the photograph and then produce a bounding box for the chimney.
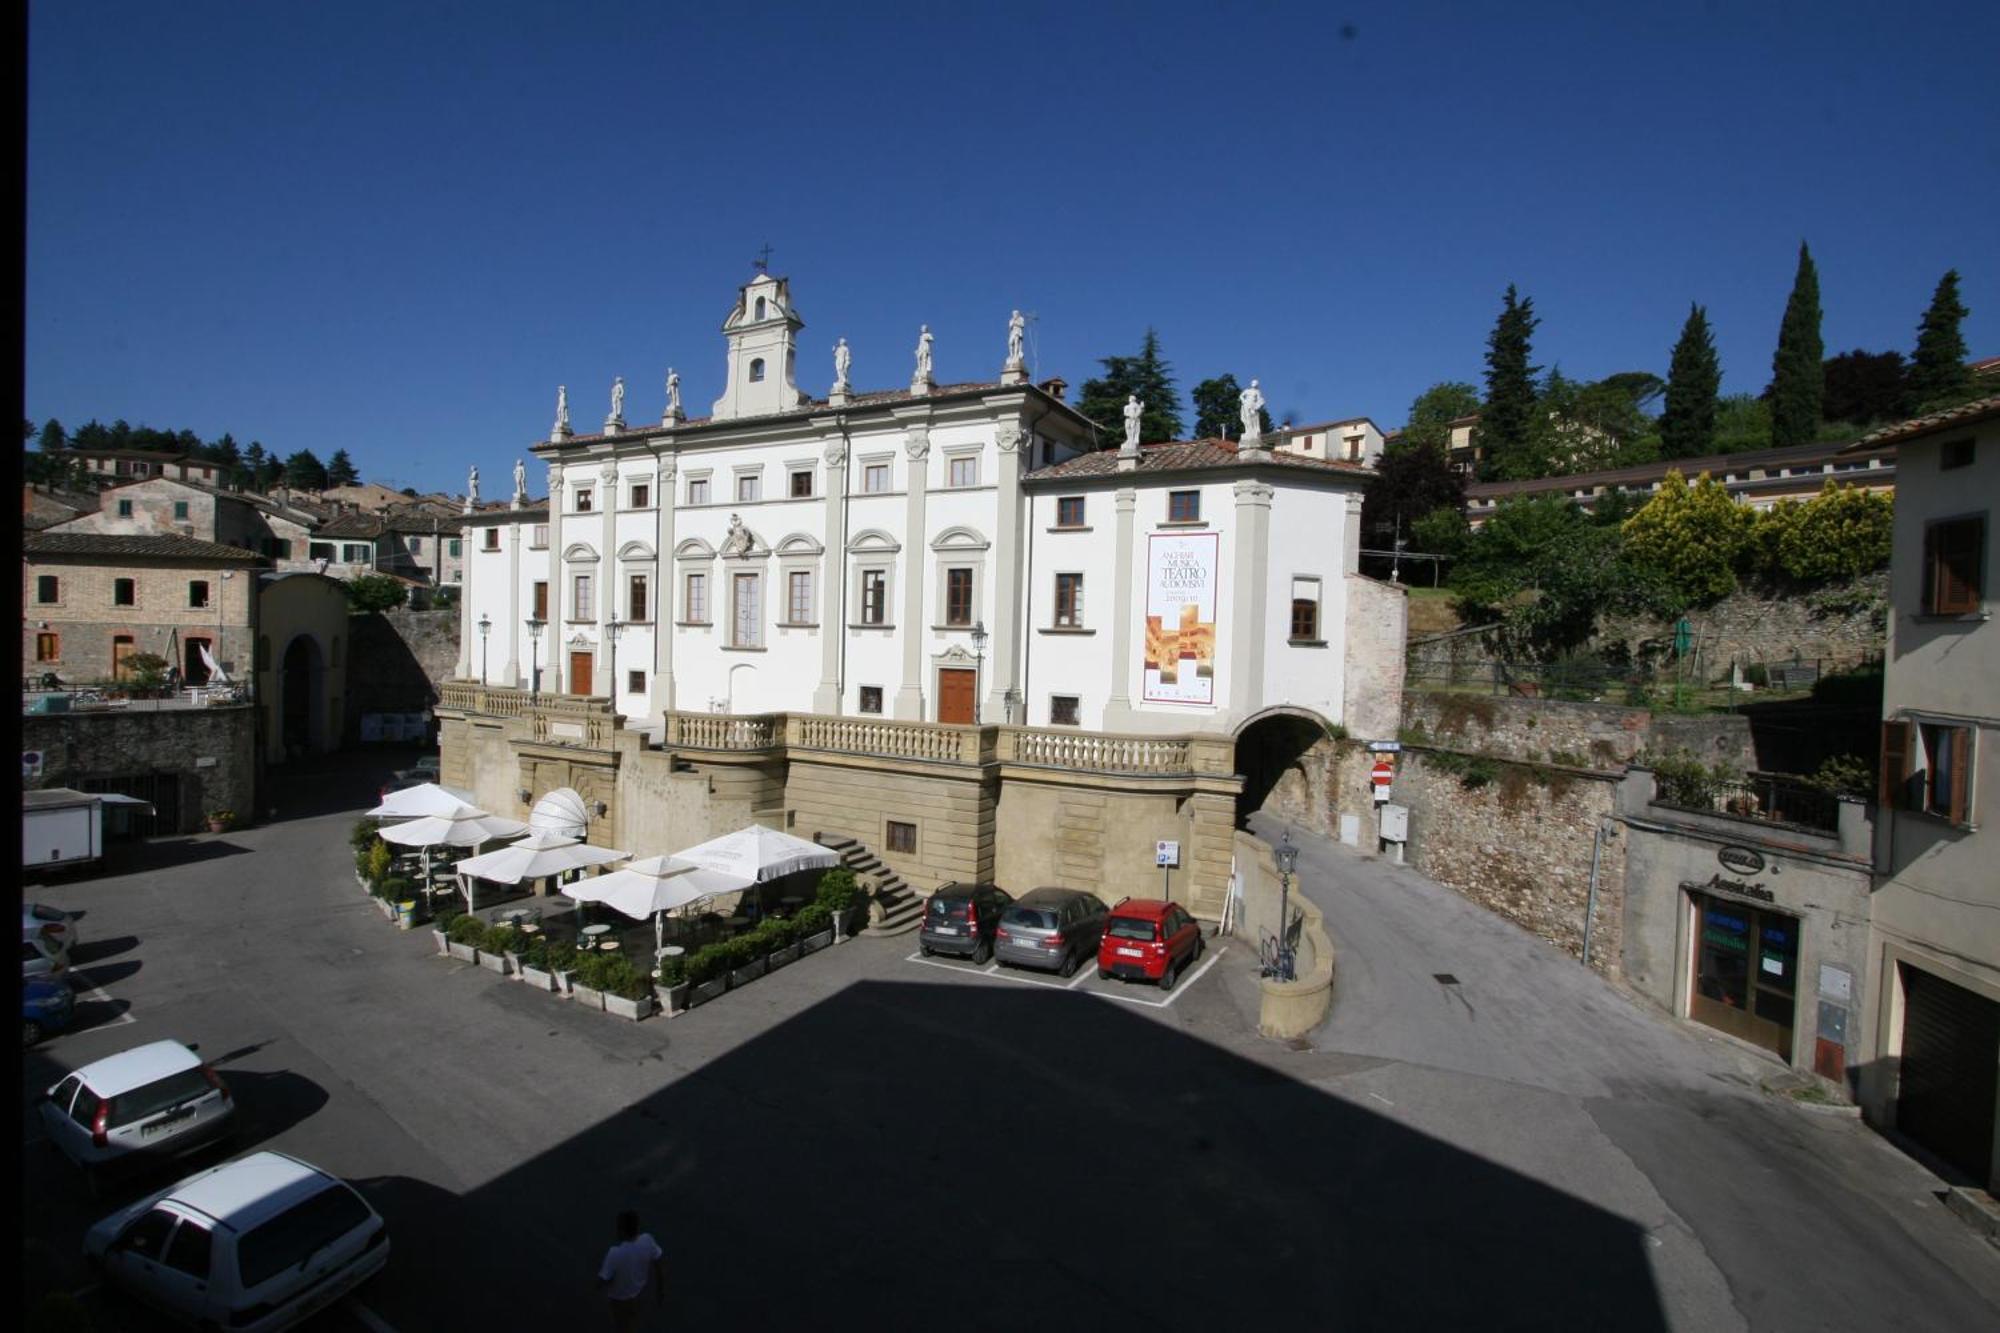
[1039,376,1067,402]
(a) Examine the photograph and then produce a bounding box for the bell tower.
[712,272,809,421]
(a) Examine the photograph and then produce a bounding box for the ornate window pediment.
[775,533,824,558]
[674,537,716,561]
[848,528,902,556]
[563,542,599,564]
[930,525,990,553]
[617,540,657,563]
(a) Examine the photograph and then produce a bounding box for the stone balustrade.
[438,680,531,718]
[440,679,614,747]
[999,728,1190,774]
[791,713,984,764]
[666,712,781,751]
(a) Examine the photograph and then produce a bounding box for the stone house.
[52,476,315,561]
[24,532,264,685]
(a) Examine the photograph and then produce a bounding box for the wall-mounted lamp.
[517,788,533,805]
[592,800,609,818]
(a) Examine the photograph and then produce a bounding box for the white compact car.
[41,1040,238,1183]
[24,903,80,954]
[85,1151,390,1331]
[22,932,70,980]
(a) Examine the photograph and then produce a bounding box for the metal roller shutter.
[1898,964,1999,1184]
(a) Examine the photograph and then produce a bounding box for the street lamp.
[605,612,623,712]
[969,620,987,724]
[477,613,491,685]
[1274,832,1299,982]
[526,616,544,702]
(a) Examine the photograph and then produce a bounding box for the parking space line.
[905,953,988,978]
[346,1298,399,1333]
[1065,963,1096,990]
[904,941,1228,1011]
[1086,945,1229,1011]
[66,970,138,1027]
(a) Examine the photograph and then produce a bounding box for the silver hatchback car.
[42,1040,237,1189]
[994,887,1110,976]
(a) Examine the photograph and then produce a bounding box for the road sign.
[1371,756,1394,803]
[1366,741,1402,752]
[1155,840,1180,868]
[23,749,45,779]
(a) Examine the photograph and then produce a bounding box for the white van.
[84,1151,390,1331]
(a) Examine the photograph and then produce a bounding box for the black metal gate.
[1898,963,1999,1184]
[79,774,182,838]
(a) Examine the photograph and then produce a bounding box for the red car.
[1096,899,1204,989]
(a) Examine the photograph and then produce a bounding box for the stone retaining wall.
[24,705,258,835]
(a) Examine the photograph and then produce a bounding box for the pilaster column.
[455,544,474,679]
[503,522,521,684]
[814,432,850,715]
[592,460,616,696]
[988,426,1026,723]
[650,454,677,719]
[1102,487,1139,729]
[546,462,565,693]
[893,425,931,720]
[1229,477,1274,723]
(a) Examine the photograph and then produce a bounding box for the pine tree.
[325,449,360,487]
[1905,269,1971,414]
[283,449,328,491]
[1078,328,1184,445]
[1660,304,1721,458]
[1475,284,1541,479]
[1768,243,1824,447]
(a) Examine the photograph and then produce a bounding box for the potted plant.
[686,945,729,1007]
[517,936,557,991]
[724,933,766,988]
[571,952,609,1011]
[795,902,835,954]
[761,917,801,971]
[433,908,462,957]
[379,876,414,922]
[358,838,392,895]
[600,956,657,1021]
[204,808,236,834]
[817,866,861,942]
[659,954,691,1015]
[477,923,518,975]
[445,914,483,963]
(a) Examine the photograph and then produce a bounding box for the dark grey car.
[994,888,1109,976]
[919,883,1013,962]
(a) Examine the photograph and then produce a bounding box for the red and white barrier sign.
[1371,757,1394,802]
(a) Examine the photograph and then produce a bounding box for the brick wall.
[24,557,257,684]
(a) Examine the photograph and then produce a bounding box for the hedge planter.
[728,957,768,988]
[604,992,656,1021]
[519,964,556,992]
[689,977,727,1008]
[432,928,450,956]
[766,943,801,972]
[664,982,693,1015]
[476,950,512,976]
[446,941,478,964]
[572,983,606,1011]
[799,928,834,956]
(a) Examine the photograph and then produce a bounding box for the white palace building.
[441,272,1404,919]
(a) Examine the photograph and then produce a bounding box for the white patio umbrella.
[378,804,529,905]
[366,782,479,820]
[569,855,754,964]
[669,824,837,883]
[453,830,629,914]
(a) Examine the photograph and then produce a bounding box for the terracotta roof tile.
[1024,438,1372,482]
[1841,395,2000,451]
[24,532,268,563]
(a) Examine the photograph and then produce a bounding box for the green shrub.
[434,907,462,935]
[793,902,832,936]
[686,943,730,985]
[379,876,412,903]
[754,916,797,951]
[1743,663,1770,688]
[577,951,648,998]
[1805,753,1872,798]
[350,818,380,852]
[816,866,861,912]
[447,915,486,946]
[659,955,687,987]
[481,923,520,954]
[521,936,551,970]
[720,936,758,970]
[363,839,392,887]
[1641,748,1737,807]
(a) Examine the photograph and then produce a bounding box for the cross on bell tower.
[752,242,773,274]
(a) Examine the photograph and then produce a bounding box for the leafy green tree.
[1661,305,1721,459]
[325,449,360,487]
[346,574,409,613]
[1449,495,1622,650]
[1773,480,1893,581]
[70,419,110,450]
[1475,284,1542,480]
[1905,269,1971,414]
[1533,370,1658,474]
[1078,329,1183,445]
[1400,382,1482,451]
[1408,506,1468,563]
[1621,470,1750,605]
[1190,374,1269,440]
[1822,349,1907,427]
[1767,242,1824,447]
[1361,441,1464,549]
[1712,394,1772,454]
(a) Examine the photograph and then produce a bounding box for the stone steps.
[817,832,925,936]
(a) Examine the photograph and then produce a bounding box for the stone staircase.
[815,833,924,936]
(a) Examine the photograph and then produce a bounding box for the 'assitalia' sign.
[1143,532,1219,705]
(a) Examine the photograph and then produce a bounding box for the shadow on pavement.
[224,1068,333,1149]
[97,838,257,875]
[372,980,1667,1329]
[264,747,426,825]
[69,959,143,989]
[70,936,139,966]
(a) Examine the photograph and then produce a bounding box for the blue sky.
[27,1,2000,495]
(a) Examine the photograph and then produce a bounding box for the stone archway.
[1234,707,1337,827]
[280,634,326,761]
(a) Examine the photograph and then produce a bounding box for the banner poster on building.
[1143,532,1219,705]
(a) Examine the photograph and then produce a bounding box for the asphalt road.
[20,751,2000,1331]
[1263,811,2000,1332]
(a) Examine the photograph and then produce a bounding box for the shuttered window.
[1922,516,1985,615]
[1879,720,1911,809]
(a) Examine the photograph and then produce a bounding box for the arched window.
[754,297,767,320]
[749,358,766,382]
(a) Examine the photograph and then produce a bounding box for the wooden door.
[569,651,594,697]
[112,635,136,679]
[938,668,976,725]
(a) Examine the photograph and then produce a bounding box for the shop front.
[1689,890,1800,1061]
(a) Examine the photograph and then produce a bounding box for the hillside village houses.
[441,272,1405,917]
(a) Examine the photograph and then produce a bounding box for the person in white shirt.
[596,1210,664,1331]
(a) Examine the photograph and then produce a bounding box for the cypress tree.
[1768,242,1824,447]
[1476,284,1541,479]
[1905,269,1971,414]
[1660,304,1721,458]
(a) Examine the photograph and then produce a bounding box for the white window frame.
[571,571,594,621]
[734,469,762,504]
[1289,576,1323,643]
[686,475,712,507]
[862,460,892,494]
[858,567,892,627]
[730,570,763,648]
[946,452,980,488]
[574,486,594,513]
[683,571,710,625]
[1053,571,1084,628]
[785,568,815,626]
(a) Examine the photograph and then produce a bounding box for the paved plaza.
[20,754,2000,1330]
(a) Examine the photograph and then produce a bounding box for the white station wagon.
[85,1151,390,1331]
[41,1039,237,1184]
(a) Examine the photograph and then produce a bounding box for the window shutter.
[1879,720,1912,809]
[1948,727,1971,825]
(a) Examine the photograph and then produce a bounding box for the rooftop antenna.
[753,242,773,274]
